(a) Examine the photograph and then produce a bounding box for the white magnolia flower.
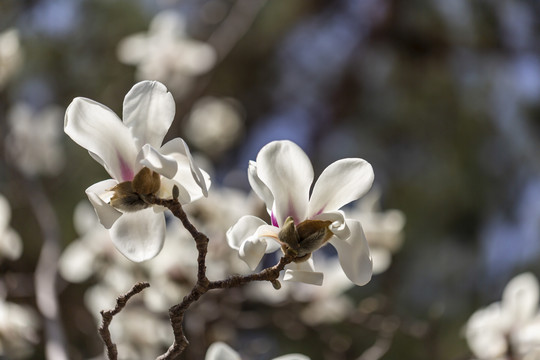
[205,342,310,360]
[349,188,405,274]
[226,140,373,286]
[0,28,22,88]
[64,80,210,262]
[465,272,540,359]
[58,201,136,284]
[117,11,216,95]
[0,297,39,358]
[6,103,65,177]
[184,97,244,156]
[0,194,22,262]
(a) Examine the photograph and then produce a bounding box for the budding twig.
[98,282,150,360]
[146,195,294,360]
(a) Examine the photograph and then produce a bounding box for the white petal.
[308,158,374,217]
[0,228,22,260]
[465,303,509,359]
[283,259,325,286]
[73,201,98,235]
[502,272,539,325]
[123,81,176,149]
[328,219,372,286]
[173,41,217,75]
[255,140,313,226]
[58,240,96,283]
[255,225,282,253]
[65,97,139,181]
[226,215,268,250]
[512,316,540,356]
[138,144,178,179]
[117,33,148,65]
[273,355,311,360]
[157,177,192,204]
[85,180,122,229]
[0,194,10,231]
[239,236,268,270]
[311,210,350,239]
[283,269,324,286]
[160,138,209,198]
[247,160,274,209]
[370,247,392,275]
[109,209,166,262]
[205,342,241,360]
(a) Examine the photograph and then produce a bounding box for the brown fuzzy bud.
[109,167,161,212]
[278,216,300,251]
[132,167,160,195]
[295,219,333,257]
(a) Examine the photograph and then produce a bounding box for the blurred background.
[1,0,540,359]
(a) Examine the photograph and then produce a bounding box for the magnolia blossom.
[0,28,22,88]
[227,140,373,286]
[0,194,22,262]
[0,297,39,358]
[117,11,216,95]
[465,272,540,359]
[64,80,210,262]
[205,342,310,360]
[6,103,65,177]
[184,97,244,156]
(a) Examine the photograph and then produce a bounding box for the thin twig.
[98,282,150,360]
[148,196,294,360]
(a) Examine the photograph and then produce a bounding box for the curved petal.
[65,97,138,181]
[157,177,192,204]
[255,225,281,253]
[247,160,273,209]
[273,355,311,360]
[239,236,268,270]
[370,247,392,275]
[328,219,372,286]
[85,180,122,229]
[58,240,97,283]
[205,342,241,360]
[226,215,268,250]
[109,209,166,262]
[283,269,324,286]
[255,141,313,226]
[0,194,10,231]
[123,81,176,149]
[308,158,374,217]
[283,259,324,286]
[160,138,209,198]
[137,144,178,179]
[465,303,509,359]
[117,33,148,65]
[311,210,350,240]
[0,228,22,260]
[502,272,539,325]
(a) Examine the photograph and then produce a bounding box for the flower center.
[277,216,333,262]
[109,167,161,212]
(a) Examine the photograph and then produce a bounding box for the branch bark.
[98,282,150,360]
[148,196,293,360]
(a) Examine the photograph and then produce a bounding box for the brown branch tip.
[98,282,150,360]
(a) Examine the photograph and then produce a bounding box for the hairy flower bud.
[110,167,160,212]
[278,216,333,262]
[132,167,161,195]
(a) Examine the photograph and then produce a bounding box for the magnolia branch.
[98,282,150,360]
[149,196,294,359]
